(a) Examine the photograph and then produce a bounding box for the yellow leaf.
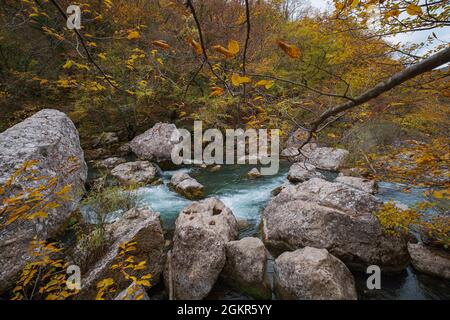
[210,86,224,97]
[228,40,239,55]
[406,4,422,15]
[98,52,107,60]
[63,60,73,69]
[231,74,251,86]
[152,40,170,50]
[255,79,274,89]
[188,37,202,55]
[277,40,300,59]
[127,31,140,40]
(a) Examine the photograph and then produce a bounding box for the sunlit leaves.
[127,31,140,40]
[231,73,251,86]
[213,39,240,58]
[254,79,274,89]
[406,4,422,16]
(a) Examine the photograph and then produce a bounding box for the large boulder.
[262,178,409,272]
[78,208,165,299]
[408,243,450,280]
[274,247,357,300]
[0,109,87,292]
[165,198,238,300]
[168,172,204,200]
[281,145,349,171]
[130,123,179,163]
[221,237,271,300]
[335,176,377,194]
[110,161,159,186]
[287,163,325,183]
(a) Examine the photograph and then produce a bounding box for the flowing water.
[87,162,450,300]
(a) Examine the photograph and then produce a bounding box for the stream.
[87,162,450,300]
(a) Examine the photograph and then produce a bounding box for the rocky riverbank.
[0,109,449,300]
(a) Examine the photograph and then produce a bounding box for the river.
[88,161,450,300]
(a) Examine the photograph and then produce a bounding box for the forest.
[0,0,449,302]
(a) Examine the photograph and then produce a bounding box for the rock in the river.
[247,168,261,179]
[165,198,238,300]
[262,178,409,272]
[130,123,179,163]
[111,161,159,186]
[221,237,271,300]
[281,145,349,171]
[408,243,450,280]
[274,247,357,300]
[287,163,325,183]
[0,109,87,292]
[96,157,127,170]
[335,176,377,194]
[79,208,165,299]
[169,172,204,200]
[209,165,222,172]
[115,283,150,300]
[271,181,294,197]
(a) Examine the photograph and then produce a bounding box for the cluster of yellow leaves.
[96,241,152,300]
[63,60,90,71]
[0,160,72,227]
[213,40,240,58]
[231,73,251,86]
[126,48,146,70]
[11,238,78,300]
[376,201,450,249]
[127,30,141,40]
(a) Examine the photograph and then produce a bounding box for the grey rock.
[281,145,349,171]
[274,247,357,300]
[335,176,377,194]
[262,178,409,272]
[96,157,127,170]
[165,198,238,300]
[78,208,165,299]
[111,161,159,186]
[222,237,271,300]
[247,168,261,179]
[408,243,450,280]
[130,123,179,163]
[287,163,325,183]
[0,109,87,292]
[169,172,204,200]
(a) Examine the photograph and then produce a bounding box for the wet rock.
[165,198,238,300]
[209,165,222,172]
[221,237,271,300]
[247,168,261,179]
[262,178,409,272]
[169,172,204,200]
[274,247,357,300]
[110,161,159,186]
[287,163,325,183]
[78,208,165,299]
[0,109,87,292]
[335,176,378,194]
[408,243,450,280]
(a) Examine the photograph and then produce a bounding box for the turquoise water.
[115,162,450,300]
